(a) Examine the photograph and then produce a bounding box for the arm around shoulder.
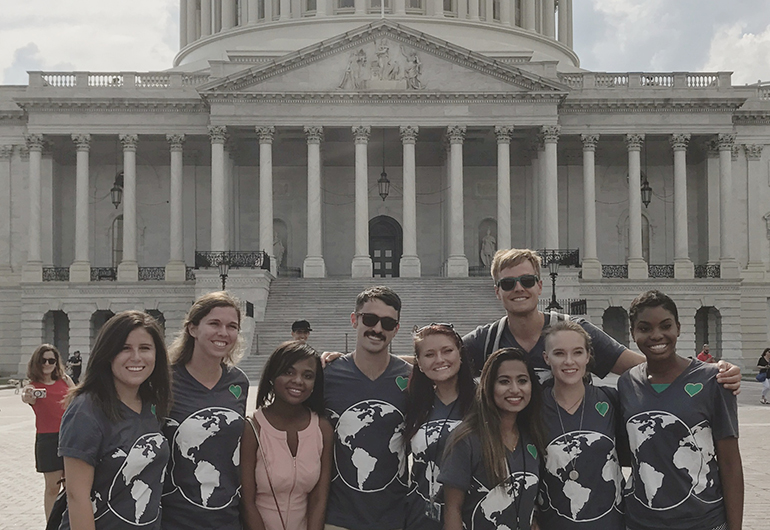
[307,417,334,530]
[715,437,743,530]
[610,349,645,375]
[240,416,267,530]
[63,457,96,530]
[443,487,465,530]
[715,360,742,395]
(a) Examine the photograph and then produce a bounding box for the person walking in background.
[21,344,74,521]
[241,341,333,530]
[162,291,249,530]
[292,320,313,343]
[58,311,172,530]
[757,347,770,405]
[66,350,82,384]
[698,344,715,363]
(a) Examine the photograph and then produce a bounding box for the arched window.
[111,215,123,268]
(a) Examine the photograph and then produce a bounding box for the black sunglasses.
[40,358,57,365]
[496,274,539,291]
[356,312,399,331]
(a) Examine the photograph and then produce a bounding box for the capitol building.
[1,0,769,376]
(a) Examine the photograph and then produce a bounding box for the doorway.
[369,216,402,278]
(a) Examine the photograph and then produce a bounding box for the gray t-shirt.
[405,396,464,530]
[161,364,249,530]
[618,360,739,530]
[463,313,626,380]
[58,393,169,530]
[323,354,411,530]
[438,430,541,530]
[538,383,625,530]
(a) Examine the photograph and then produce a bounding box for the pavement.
[0,382,767,530]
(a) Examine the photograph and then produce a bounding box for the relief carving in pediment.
[338,39,423,91]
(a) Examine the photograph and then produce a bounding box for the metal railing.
[601,265,629,278]
[538,299,587,315]
[42,267,70,281]
[648,264,674,278]
[138,267,166,281]
[695,264,721,278]
[186,267,197,281]
[195,250,271,272]
[90,267,117,281]
[538,249,580,267]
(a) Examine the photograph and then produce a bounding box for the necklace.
[554,387,586,481]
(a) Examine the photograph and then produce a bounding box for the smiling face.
[352,299,399,356]
[493,359,532,417]
[41,349,57,379]
[494,261,543,317]
[543,330,590,386]
[631,305,681,363]
[415,333,462,385]
[189,306,240,363]
[112,327,156,397]
[272,356,318,406]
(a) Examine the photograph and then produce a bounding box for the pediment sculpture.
[339,39,423,91]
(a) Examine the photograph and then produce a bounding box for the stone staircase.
[237,277,504,382]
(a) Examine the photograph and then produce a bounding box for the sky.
[1,0,770,85]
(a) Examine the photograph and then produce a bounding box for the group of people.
[20,247,746,530]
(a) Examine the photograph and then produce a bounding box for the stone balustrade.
[558,72,731,91]
[31,71,210,89]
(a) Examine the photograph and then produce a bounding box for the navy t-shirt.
[439,430,541,530]
[463,313,625,381]
[538,383,625,530]
[161,364,249,530]
[404,396,464,530]
[58,393,169,530]
[323,354,411,530]
[618,360,739,530]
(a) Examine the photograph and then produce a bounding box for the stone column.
[542,0,555,37]
[434,0,444,16]
[118,135,139,281]
[529,141,541,248]
[523,0,535,29]
[257,127,276,273]
[395,0,406,15]
[23,134,44,282]
[558,0,573,47]
[626,133,648,279]
[671,133,694,278]
[706,141,721,263]
[248,0,259,22]
[468,0,479,20]
[303,126,326,277]
[281,0,291,18]
[222,0,237,27]
[718,133,739,278]
[541,125,560,250]
[180,0,189,48]
[744,144,765,279]
[187,0,198,43]
[495,126,513,249]
[351,126,373,277]
[581,134,601,279]
[70,134,92,282]
[202,0,212,35]
[0,146,13,275]
[401,125,421,277]
[264,0,273,20]
[209,126,227,252]
[500,0,511,25]
[166,134,186,281]
[223,141,234,250]
[446,125,469,277]
[214,0,222,31]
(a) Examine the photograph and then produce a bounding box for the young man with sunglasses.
[463,248,742,391]
[323,286,411,530]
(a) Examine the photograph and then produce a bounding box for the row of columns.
[179,0,573,48]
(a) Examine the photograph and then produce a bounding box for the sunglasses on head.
[356,312,399,331]
[40,357,57,365]
[415,322,454,334]
[496,274,540,291]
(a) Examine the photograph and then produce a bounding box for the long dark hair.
[256,341,325,416]
[445,347,546,485]
[404,324,475,441]
[68,311,172,421]
[27,344,66,383]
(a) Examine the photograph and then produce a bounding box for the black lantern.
[218,259,230,291]
[641,177,652,208]
[110,171,124,209]
[378,129,389,201]
[545,251,563,311]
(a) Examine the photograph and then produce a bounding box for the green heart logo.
[151,404,157,417]
[684,383,703,397]
[526,444,538,460]
[229,384,242,399]
[396,376,408,391]
[595,402,609,417]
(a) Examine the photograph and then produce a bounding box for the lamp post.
[545,252,562,311]
[218,254,230,291]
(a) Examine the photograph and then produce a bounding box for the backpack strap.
[483,316,508,362]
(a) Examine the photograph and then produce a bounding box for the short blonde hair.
[490,248,542,280]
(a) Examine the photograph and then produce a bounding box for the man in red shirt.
[697,343,715,363]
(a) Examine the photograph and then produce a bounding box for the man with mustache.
[323,286,411,530]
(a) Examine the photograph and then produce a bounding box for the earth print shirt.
[161,364,249,530]
[618,360,738,530]
[405,396,464,530]
[439,431,541,530]
[538,383,625,530]
[58,394,169,530]
[323,354,411,530]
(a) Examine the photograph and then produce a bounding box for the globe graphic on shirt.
[170,407,243,508]
[626,411,719,509]
[107,433,167,525]
[333,400,406,492]
[542,431,622,521]
[472,472,539,530]
[411,418,462,501]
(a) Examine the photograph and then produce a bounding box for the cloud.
[702,23,770,84]
[2,43,75,85]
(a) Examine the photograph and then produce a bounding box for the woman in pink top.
[241,341,333,530]
[21,344,74,521]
